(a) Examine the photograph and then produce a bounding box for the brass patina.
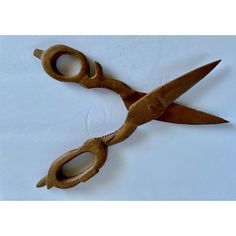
[34,45,228,189]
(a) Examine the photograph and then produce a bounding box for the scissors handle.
[37,138,108,189]
[37,120,137,189]
[34,44,91,83]
[34,44,145,108]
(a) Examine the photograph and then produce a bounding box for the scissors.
[33,44,228,189]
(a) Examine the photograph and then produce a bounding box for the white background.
[1,1,236,235]
[0,36,235,200]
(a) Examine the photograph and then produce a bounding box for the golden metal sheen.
[34,44,228,189]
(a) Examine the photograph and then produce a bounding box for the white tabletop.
[0,36,235,200]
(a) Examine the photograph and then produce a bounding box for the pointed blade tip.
[221,118,229,124]
[208,117,229,125]
[211,59,222,67]
[157,60,223,107]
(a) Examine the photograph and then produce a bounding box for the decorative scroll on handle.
[33,44,140,105]
[34,44,228,189]
[36,121,137,189]
[37,139,107,189]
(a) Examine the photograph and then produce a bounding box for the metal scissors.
[33,44,228,189]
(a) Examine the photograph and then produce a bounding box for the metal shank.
[34,45,228,189]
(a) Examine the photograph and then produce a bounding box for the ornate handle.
[34,44,91,83]
[34,44,143,107]
[37,138,107,189]
[37,120,137,189]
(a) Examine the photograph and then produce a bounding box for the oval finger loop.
[34,44,90,83]
[46,139,108,189]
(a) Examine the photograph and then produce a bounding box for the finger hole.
[61,152,95,177]
[56,54,82,76]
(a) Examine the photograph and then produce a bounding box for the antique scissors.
[33,44,228,189]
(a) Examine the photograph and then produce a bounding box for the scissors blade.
[157,103,228,124]
[155,60,221,108]
[125,94,228,124]
[124,60,227,124]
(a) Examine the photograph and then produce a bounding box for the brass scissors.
[33,44,228,189]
